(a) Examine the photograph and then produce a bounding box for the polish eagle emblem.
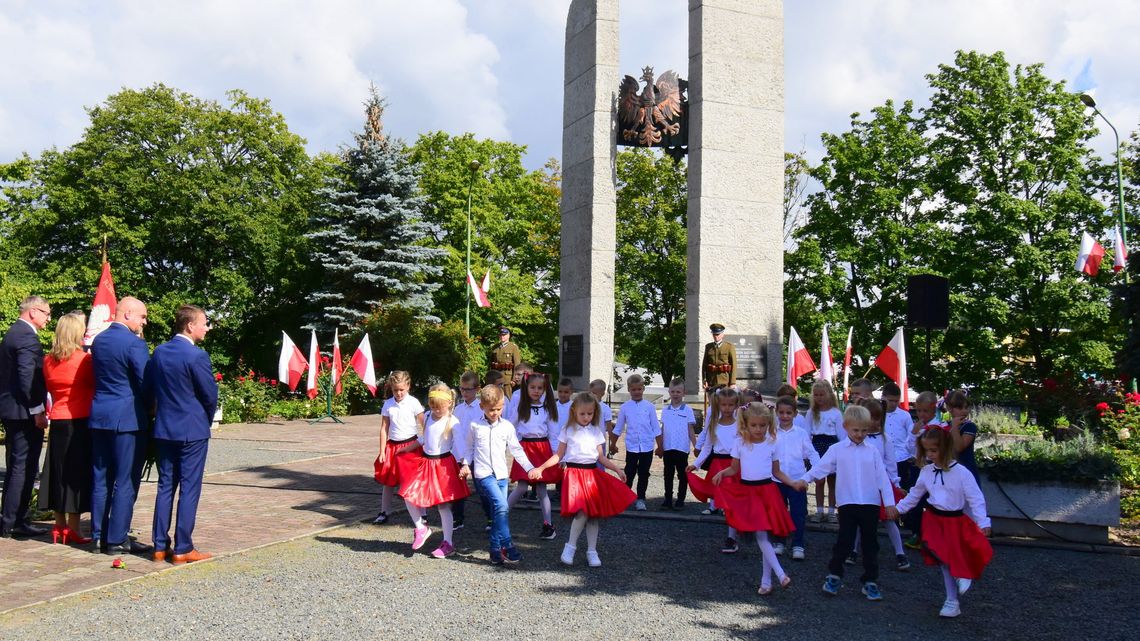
[618,66,685,147]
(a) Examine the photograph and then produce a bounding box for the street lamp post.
[1080,93,1128,285]
[465,159,481,337]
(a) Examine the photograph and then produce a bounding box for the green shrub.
[978,432,1120,485]
[219,372,276,423]
[974,405,1038,436]
[1121,491,1140,520]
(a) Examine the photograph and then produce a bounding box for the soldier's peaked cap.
[710,323,725,334]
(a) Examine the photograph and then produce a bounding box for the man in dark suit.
[89,296,152,555]
[0,296,52,538]
[147,305,217,564]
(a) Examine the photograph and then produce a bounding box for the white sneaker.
[635,499,647,511]
[586,550,601,567]
[773,543,785,556]
[560,543,576,566]
[956,578,973,595]
[792,546,805,560]
[939,600,961,618]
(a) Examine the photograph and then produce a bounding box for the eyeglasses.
[32,308,51,318]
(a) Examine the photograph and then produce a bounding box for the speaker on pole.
[906,275,949,329]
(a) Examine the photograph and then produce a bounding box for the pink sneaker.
[411,526,433,550]
[430,541,455,559]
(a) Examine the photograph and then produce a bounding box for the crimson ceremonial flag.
[1076,231,1105,276]
[84,262,117,345]
[876,328,909,410]
[350,334,378,396]
[786,327,817,386]
[278,332,308,392]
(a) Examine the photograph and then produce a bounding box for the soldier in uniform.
[701,323,736,392]
[489,326,521,389]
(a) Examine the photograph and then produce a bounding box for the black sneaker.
[659,499,674,511]
[673,500,686,511]
[371,511,388,525]
[845,552,858,566]
[721,537,739,554]
[453,520,465,531]
[489,548,504,565]
[540,523,557,540]
[896,554,911,571]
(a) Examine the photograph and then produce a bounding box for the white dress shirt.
[884,407,913,462]
[555,399,572,431]
[799,438,896,507]
[896,462,990,528]
[463,416,533,480]
[661,403,696,452]
[773,424,819,482]
[803,407,844,438]
[613,399,661,453]
[865,431,900,485]
[452,398,481,462]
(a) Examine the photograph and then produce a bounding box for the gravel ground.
[3,502,1138,641]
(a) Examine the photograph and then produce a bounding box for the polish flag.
[350,334,378,396]
[278,332,308,392]
[307,329,320,399]
[842,327,854,402]
[1076,231,1105,276]
[786,326,817,386]
[331,328,345,395]
[876,327,909,410]
[83,262,117,345]
[1114,227,1128,273]
[816,325,835,384]
[482,269,491,295]
[468,271,490,308]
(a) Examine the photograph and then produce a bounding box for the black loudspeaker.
[907,275,949,329]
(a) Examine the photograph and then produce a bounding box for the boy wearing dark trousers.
[657,378,696,511]
[609,374,662,511]
[792,405,898,601]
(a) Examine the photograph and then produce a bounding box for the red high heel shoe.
[51,525,65,544]
[62,528,92,545]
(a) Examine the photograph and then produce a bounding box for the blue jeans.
[475,476,513,551]
[779,483,807,548]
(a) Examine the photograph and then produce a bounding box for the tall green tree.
[409,132,561,371]
[4,84,324,369]
[614,148,687,384]
[307,89,444,328]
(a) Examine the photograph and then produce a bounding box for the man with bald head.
[89,296,153,555]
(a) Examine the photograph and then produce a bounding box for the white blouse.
[731,437,778,481]
[559,423,606,465]
[420,414,460,458]
[381,395,424,442]
[692,421,741,468]
[896,462,990,528]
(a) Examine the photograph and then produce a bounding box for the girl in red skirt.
[710,404,796,595]
[373,371,425,525]
[896,427,993,619]
[530,392,634,567]
[686,387,743,553]
[506,373,563,540]
[396,384,472,558]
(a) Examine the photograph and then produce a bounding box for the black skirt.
[38,418,93,514]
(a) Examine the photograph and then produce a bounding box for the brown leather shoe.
[171,549,213,565]
[153,548,173,562]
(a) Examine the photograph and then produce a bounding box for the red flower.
[270,379,278,386]
[238,376,246,382]
[258,376,268,384]
[1096,402,1110,412]
[214,373,223,381]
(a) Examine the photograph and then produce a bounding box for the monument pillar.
[558,0,620,390]
[684,0,785,392]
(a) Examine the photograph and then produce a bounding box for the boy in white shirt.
[554,377,574,431]
[658,377,696,511]
[774,395,818,560]
[459,384,534,565]
[589,379,615,451]
[610,374,662,511]
[792,405,897,601]
[452,371,484,530]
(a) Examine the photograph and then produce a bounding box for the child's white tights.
[405,502,455,543]
[568,512,600,551]
[756,531,786,589]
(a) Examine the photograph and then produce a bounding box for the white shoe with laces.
[773,543,785,556]
[635,499,647,511]
[939,600,961,618]
[560,543,576,566]
[956,578,973,595]
[586,550,602,567]
[792,546,805,560]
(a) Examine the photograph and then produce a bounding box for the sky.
[2,0,1138,171]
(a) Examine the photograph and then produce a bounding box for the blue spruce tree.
[308,88,444,327]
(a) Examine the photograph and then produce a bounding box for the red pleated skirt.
[373,438,420,487]
[714,478,794,535]
[510,438,562,483]
[879,485,907,521]
[397,453,472,507]
[920,509,993,579]
[686,456,733,503]
[560,464,636,519]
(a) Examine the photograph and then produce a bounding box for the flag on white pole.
[786,327,817,387]
[842,327,854,402]
[875,327,909,410]
[467,271,491,308]
[817,325,835,384]
[307,329,320,400]
[331,328,344,395]
[278,332,308,392]
[350,334,378,396]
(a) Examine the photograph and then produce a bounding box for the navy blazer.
[0,320,46,421]
[147,335,218,442]
[89,322,150,432]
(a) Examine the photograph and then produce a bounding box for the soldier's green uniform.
[489,326,522,384]
[702,323,736,390]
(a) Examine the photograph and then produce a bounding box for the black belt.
[710,453,732,460]
[566,462,596,469]
[521,437,547,443]
[927,506,963,517]
[388,436,417,445]
[423,452,452,459]
[740,478,773,486]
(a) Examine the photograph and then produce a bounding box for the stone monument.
[559,0,784,393]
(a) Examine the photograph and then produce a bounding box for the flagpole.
[465,160,481,338]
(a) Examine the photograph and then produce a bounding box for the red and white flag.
[786,326,817,386]
[83,262,117,345]
[1114,227,1128,273]
[1076,231,1105,276]
[331,328,345,395]
[350,334,378,396]
[876,327,909,410]
[306,329,320,399]
[278,332,308,392]
[842,327,854,402]
[816,325,835,384]
[467,270,491,308]
[482,269,491,294]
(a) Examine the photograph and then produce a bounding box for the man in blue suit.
[89,296,152,555]
[0,296,51,538]
[148,305,217,564]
